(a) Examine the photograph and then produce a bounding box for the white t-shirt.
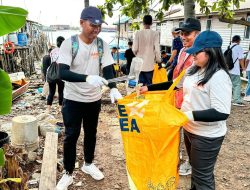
[58,36,114,102]
[228,43,244,75]
[132,29,161,72]
[50,47,60,62]
[246,51,250,71]
[181,69,232,137]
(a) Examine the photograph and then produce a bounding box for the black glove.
[166,62,172,68]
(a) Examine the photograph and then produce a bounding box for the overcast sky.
[2,0,117,26]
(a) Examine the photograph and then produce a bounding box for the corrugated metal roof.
[113,16,130,25]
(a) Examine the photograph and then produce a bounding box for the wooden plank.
[39,132,58,190]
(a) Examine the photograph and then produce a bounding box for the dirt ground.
[0,76,249,190]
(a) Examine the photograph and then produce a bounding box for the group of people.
[140,18,232,190]
[39,5,248,190]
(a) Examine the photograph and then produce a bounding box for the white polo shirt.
[181,69,232,138]
[58,36,114,102]
[228,43,244,75]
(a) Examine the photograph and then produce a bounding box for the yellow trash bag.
[152,64,168,84]
[117,70,187,190]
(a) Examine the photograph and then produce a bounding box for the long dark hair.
[187,47,229,86]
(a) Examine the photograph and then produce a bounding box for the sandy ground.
[0,77,249,190]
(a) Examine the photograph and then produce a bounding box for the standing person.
[141,30,232,190]
[181,31,232,190]
[228,35,245,106]
[46,36,65,113]
[56,6,122,190]
[124,41,135,74]
[140,18,201,176]
[41,47,53,100]
[166,27,183,80]
[244,50,250,101]
[133,14,161,85]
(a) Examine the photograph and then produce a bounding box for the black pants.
[139,71,153,86]
[62,99,101,174]
[184,130,224,190]
[47,79,64,106]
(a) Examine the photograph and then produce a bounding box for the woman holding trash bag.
[140,30,232,190]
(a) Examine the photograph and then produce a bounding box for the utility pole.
[84,0,89,8]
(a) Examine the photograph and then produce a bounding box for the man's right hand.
[86,75,108,87]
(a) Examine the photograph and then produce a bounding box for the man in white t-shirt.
[244,51,250,101]
[133,15,161,85]
[229,35,245,106]
[56,6,122,190]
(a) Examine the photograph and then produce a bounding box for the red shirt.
[173,49,194,109]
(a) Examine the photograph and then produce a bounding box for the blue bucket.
[128,79,137,87]
[17,33,28,46]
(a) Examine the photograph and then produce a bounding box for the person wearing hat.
[164,27,183,80]
[181,30,232,190]
[132,14,161,85]
[56,6,122,190]
[140,17,201,176]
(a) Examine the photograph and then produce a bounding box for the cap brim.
[83,18,107,25]
[185,47,203,54]
[175,27,195,32]
[90,20,108,25]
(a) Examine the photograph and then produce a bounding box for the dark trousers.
[184,130,224,190]
[139,71,153,86]
[62,99,101,174]
[47,79,64,105]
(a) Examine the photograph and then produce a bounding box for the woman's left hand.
[139,86,148,94]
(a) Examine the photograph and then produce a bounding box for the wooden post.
[39,132,58,190]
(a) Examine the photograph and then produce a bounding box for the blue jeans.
[230,74,242,103]
[245,71,250,96]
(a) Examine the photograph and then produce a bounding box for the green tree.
[100,0,248,25]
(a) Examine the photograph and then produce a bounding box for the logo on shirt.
[91,52,99,59]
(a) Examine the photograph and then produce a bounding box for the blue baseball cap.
[80,6,107,25]
[186,30,223,54]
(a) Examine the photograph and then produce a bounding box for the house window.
[206,19,211,30]
[179,21,183,27]
[245,16,250,39]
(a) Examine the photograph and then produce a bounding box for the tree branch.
[219,17,250,26]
